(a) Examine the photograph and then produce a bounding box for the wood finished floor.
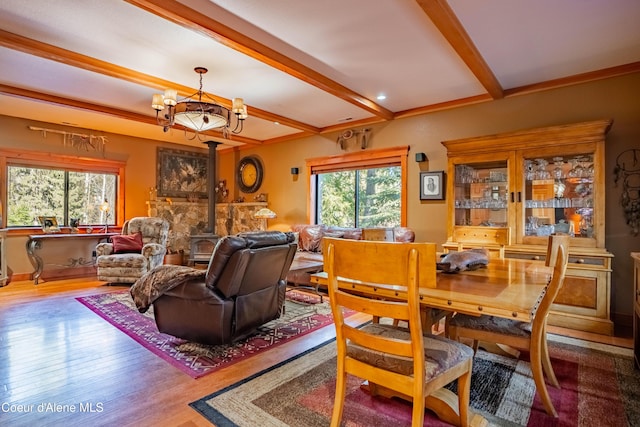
[0,278,632,427]
[0,278,361,427]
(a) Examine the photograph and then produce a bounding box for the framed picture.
[38,216,61,233]
[420,171,445,200]
[157,147,208,198]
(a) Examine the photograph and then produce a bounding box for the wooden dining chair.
[448,244,569,417]
[546,233,570,267]
[451,226,510,259]
[323,237,475,427]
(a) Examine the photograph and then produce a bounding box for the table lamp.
[254,208,276,231]
[100,199,110,233]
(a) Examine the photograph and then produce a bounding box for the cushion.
[297,225,324,252]
[436,248,490,273]
[449,314,532,338]
[205,236,247,289]
[238,230,294,249]
[347,323,474,378]
[111,232,144,254]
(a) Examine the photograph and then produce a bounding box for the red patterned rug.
[76,289,338,378]
[190,336,640,426]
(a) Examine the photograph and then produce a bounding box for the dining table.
[310,257,553,427]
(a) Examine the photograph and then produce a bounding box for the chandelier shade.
[151,67,246,138]
[173,102,230,131]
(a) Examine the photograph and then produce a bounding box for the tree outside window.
[7,166,117,227]
[317,166,401,227]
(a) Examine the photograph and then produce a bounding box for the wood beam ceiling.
[125,0,394,121]
[0,29,317,139]
[0,83,262,145]
[415,0,504,100]
[1,5,638,148]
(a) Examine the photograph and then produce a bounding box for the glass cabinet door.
[453,160,509,227]
[521,152,596,245]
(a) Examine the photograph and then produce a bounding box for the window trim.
[0,148,126,232]
[305,145,409,225]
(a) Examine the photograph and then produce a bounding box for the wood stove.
[189,234,219,264]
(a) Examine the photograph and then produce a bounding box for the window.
[307,146,409,227]
[1,149,124,229]
[8,166,116,227]
[317,166,401,227]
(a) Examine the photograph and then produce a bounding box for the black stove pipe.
[204,141,221,234]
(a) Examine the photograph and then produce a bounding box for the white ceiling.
[0,0,639,149]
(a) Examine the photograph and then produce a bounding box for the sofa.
[130,231,297,345]
[286,224,415,290]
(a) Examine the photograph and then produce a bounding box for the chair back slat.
[334,291,409,321]
[343,326,414,358]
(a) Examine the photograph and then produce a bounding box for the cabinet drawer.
[504,250,609,269]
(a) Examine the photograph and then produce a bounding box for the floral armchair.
[96,217,170,284]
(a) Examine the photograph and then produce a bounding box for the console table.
[26,233,116,284]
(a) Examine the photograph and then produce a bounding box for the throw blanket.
[130,265,206,313]
[436,248,490,273]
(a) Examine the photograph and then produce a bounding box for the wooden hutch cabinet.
[442,120,614,335]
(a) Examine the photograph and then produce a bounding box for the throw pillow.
[111,232,144,254]
[297,225,324,252]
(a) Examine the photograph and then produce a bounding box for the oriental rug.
[190,335,640,426]
[76,289,338,379]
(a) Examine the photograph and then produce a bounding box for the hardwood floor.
[0,278,362,427]
[0,278,631,427]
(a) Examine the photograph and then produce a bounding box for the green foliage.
[318,166,401,227]
[7,166,116,227]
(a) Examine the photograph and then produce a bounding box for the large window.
[8,166,116,227]
[1,150,124,229]
[308,146,409,227]
[317,166,401,227]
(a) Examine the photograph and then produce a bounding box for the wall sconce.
[415,152,428,163]
[291,167,299,175]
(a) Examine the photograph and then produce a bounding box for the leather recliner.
[151,231,297,345]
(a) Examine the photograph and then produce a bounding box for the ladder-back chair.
[324,237,475,427]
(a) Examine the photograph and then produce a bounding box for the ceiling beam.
[415,0,504,99]
[0,83,264,145]
[0,29,317,135]
[125,0,395,121]
[505,61,640,97]
[395,93,493,119]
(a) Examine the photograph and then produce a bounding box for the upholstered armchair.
[96,217,170,284]
[130,231,297,345]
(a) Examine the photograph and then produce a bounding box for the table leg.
[26,239,43,285]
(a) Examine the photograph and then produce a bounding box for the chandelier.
[151,67,247,138]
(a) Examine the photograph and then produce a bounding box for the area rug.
[76,289,339,379]
[190,335,640,426]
